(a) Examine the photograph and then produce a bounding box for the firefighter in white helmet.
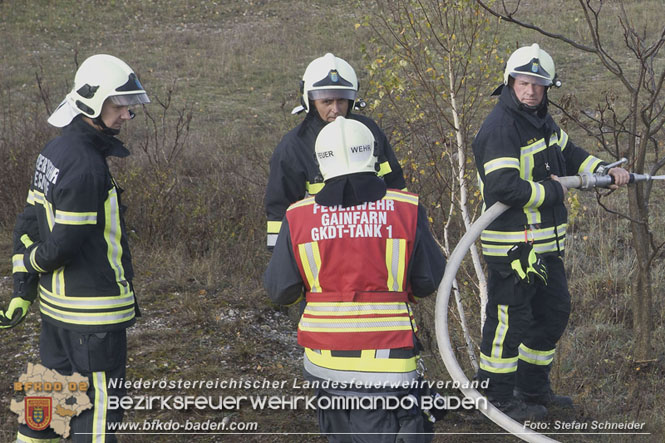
[264,53,406,250]
[264,117,446,442]
[472,43,629,421]
[2,54,149,442]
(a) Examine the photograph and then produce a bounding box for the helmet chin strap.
[92,116,120,136]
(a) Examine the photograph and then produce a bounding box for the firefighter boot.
[514,387,573,409]
[490,397,547,422]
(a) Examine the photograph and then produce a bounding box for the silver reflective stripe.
[40,287,135,308]
[92,372,107,443]
[376,349,391,359]
[482,241,563,256]
[481,226,565,242]
[305,303,406,313]
[522,140,546,156]
[299,319,412,329]
[519,345,555,365]
[39,303,134,324]
[303,352,417,385]
[388,238,401,291]
[267,234,278,248]
[54,211,97,225]
[303,243,320,292]
[12,254,27,273]
[104,188,129,295]
[386,190,418,204]
[491,305,509,359]
[480,354,518,370]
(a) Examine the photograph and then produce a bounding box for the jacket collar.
[63,116,131,158]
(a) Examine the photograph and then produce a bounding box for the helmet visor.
[308,89,357,101]
[109,93,151,106]
[510,73,552,87]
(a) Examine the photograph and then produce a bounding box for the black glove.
[508,242,548,285]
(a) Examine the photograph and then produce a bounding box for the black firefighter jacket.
[472,85,604,265]
[13,116,137,332]
[264,112,406,248]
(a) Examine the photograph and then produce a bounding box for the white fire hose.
[434,166,662,442]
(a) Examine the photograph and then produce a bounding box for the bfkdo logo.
[25,397,52,431]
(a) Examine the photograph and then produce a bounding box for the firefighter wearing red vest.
[264,116,446,442]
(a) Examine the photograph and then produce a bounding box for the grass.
[1,0,664,441]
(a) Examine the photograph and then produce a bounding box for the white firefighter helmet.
[315,116,377,181]
[48,54,150,127]
[300,53,358,113]
[504,43,558,87]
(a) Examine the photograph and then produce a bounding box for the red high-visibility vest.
[286,189,419,351]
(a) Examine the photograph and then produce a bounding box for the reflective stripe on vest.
[304,348,418,386]
[298,242,322,293]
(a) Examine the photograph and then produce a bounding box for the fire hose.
[434,159,664,442]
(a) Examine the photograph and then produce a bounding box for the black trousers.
[18,321,127,443]
[478,256,571,401]
[317,390,432,443]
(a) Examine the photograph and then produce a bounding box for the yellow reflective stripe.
[299,316,413,332]
[305,348,417,373]
[491,305,509,359]
[519,344,555,366]
[29,189,55,231]
[481,224,567,243]
[104,188,129,295]
[287,196,316,211]
[267,220,282,234]
[305,181,324,195]
[304,302,409,316]
[45,200,55,231]
[559,129,569,151]
[520,139,547,180]
[17,432,60,443]
[482,239,565,256]
[52,268,65,296]
[377,160,392,177]
[12,254,27,273]
[27,189,45,205]
[92,371,107,443]
[54,209,97,225]
[298,242,322,292]
[484,157,520,175]
[20,234,34,248]
[479,352,518,373]
[524,182,546,208]
[39,285,135,310]
[39,302,135,325]
[385,238,407,291]
[385,190,418,205]
[29,247,46,273]
[524,208,541,225]
[578,155,603,174]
